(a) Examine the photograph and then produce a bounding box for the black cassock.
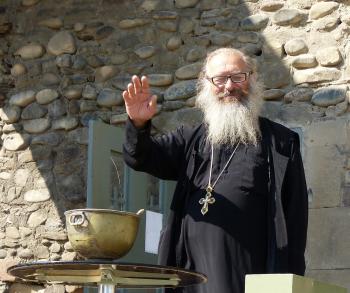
[183,142,268,293]
[123,117,308,293]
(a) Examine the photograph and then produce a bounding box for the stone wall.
[0,0,349,291]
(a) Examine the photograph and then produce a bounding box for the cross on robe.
[199,186,216,215]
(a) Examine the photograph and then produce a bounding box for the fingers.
[122,90,130,102]
[141,76,150,94]
[149,94,157,106]
[125,75,140,98]
[132,75,142,95]
[148,94,158,114]
[126,75,150,99]
[127,81,136,98]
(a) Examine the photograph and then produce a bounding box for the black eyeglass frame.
[206,71,253,86]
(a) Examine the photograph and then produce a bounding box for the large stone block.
[261,61,291,89]
[304,118,348,147]
[293,68,341,84]
[0,105,21,123]
[164,80,197,101]
[3,133,30,151]
[309,2,339,20]
[263,102,313,125]
[312,16,339,32]
[175,0,199,8]
[316,46,342,67]
[260,101,283,121]
[262,39,284,59]
[284,87,313,103]
[307,208,350,269]
[47,31,77,56]
[209,32,234,46]
[304,145,343,208]
[306,269,350,292]
[241,14,269,31]
[291,54,317,69]
[277,103,313,125]
[303,119,348,208]
[272,9,303,26]
[152,108,203,132]
[9,90,36,107]
[175,62,202,80]
[311,86,346,107]
[14,43,45,60]
[261,1,284,12]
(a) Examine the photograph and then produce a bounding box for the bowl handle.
[68,211,87,226]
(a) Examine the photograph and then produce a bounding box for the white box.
[245,274,347,293]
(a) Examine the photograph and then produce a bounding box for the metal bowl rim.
[64,208,140,218]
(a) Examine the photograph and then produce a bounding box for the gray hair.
[197,47,257,91]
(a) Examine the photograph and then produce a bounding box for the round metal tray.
[8,260,207,289]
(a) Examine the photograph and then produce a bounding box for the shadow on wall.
[0,0,349,287]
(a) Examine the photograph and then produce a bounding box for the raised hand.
[122,75,157,128]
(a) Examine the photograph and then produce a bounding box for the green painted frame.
[84,120,175,293]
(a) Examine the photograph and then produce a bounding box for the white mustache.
[217,88,247,99]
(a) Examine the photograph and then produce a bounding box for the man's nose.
[225,78,240,90]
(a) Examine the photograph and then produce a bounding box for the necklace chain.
[208,143,240,190]
[199,143,240,215]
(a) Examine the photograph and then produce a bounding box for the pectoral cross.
[199,185,216,215]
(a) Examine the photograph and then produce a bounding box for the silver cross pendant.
[199,185,216,215]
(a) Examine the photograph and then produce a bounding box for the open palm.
[122,75,157,127]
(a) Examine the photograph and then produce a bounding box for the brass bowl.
[64,208,143,259]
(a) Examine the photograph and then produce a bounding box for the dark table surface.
[8,260,207,289]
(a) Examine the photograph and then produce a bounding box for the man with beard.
[122,48,308,293]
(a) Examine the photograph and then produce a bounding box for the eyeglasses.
[207,71,253,86]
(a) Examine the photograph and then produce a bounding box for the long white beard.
[196,80,264,146]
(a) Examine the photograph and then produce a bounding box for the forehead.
[206,52,248,76]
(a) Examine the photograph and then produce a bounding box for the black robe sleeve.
[282,134,308,275]
[123,118,187,181]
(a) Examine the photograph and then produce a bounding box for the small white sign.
[145,210,163,254]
